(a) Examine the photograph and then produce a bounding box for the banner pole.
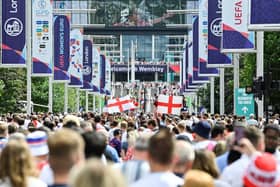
[99,94,102,113]
[48,76,53,113]
[93,93,95,112]
[76,89,80,113]
[26,0,32,114]
[233,54,240,114]
[210,77,215,114]
[256,31,264,118]
[220,68,225,114]
[64,83,68,114]
[85,91,88,112]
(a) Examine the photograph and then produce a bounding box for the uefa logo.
[38,0,47,9]
[210,18,222,37]
[83,65,92,75]
[4,18,23,37]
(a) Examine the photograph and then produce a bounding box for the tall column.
[48,77,53,113]
[26,0,32,114]
[85,91,88,112]
[233,54,240,114]
[76,89,80,113]
[93,94,96,112]
[131,41,135,83]
[120,35,123,62]
[64,83,68,113]
[256,32,264,118]
[210,77,215,114]
[152,35,155,60]
[220,68,225,114]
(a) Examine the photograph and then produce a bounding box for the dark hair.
[211,125,225,139]
[81,131,107,159]
[94,115,101,123]
[147,119,157,128]
[148,129,174,165]
[110,120,119,128]
[113,129,121,137]
[263,124,280,136]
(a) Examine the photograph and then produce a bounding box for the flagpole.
[48,76,53,113]
[64,82,68,114]
[76,89,80,113]
[256,31,264,118]
[26,0,32,114]
[93,93,95,112]
[233,54,240,114]
[220,68,225,115]
[99,94,102,113]
[210,77,215,114]
[85,91,88,112]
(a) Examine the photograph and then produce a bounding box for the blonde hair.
[69,159,126,187]
[192,150,220,178]
[48,129,84,175]
[183,170,215,187]
[0,139,37,187]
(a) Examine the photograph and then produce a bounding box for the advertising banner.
[53,15,70,82]
[192,18,209,84]
[68,29,83,87]
[105,58,111,95]
[1,0,26,67]
[208,0,232,67]
[32,0,53,76]
[249,0,280,30]
[111,64,167,73]
[91,47,100,92]
[197,2,219,77]
[100,54,106,94]
[81,40,93,90]
[222,0,255,52]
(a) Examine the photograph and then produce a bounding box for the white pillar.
[76,89,80,113]
[127,49,130,83]
[48,77,53,113]
[99,94,102,113]
[120,35,123,62]
[64,83,68,113]
[152,35,155,60]
[220,68,225,115]
[210,77,215,114]
[85,91,88,112]
[131,41,135,83]
[233,54,240,114]
[93,94,96,112]
[145,87,151,113]
[26,0,32,114]
[256,31,264,118]
[194,94,198,114]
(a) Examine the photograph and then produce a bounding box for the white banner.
[68,29,83,87]
[105,58,111,95]
[32,0,53,76]
[157,95,183,115]
[91,47,100,92]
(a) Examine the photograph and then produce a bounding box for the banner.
[53,15,70,82]
[222,0,255,52]
[249,0,280,30]
[32,0,53,76]
[81,40,93,90]
[91,47,100,92]
[111,64,167,73]
[208,0,232,67]
[1,0,26,67]
[68,29,83,87]
[105,58,111,95]
[198,0,219,77]
[100,54,106,94]
[192,19,209,84]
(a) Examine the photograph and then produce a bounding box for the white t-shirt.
[220,155,250,187]
[0,177,47,187]
[130,171,183,187]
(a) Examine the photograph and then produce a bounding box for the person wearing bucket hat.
[26,131,49,171]
[243,153,280,187]
[192,121,213,150]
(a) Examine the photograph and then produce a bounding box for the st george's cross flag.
[157,95,183,115]
[107,95,136,113]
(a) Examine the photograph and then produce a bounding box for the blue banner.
[249,0,280,30]
[1,0,26,67]
[222,0,255,52]
[81,40,93,90]
[53,15,70,82]
[69,29,83,87]
[32,0,53,76]
[192,17,209,84]
[208,0,232,67]
[100,54,106,94]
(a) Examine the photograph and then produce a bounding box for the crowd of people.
[0,110,279,187]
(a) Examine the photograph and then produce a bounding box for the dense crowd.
[0,110,279,187]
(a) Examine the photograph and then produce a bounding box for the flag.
[157,95,183,115]
[107,96,135,113]
[1,0,26,67]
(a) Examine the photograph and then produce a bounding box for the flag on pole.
[107,96,135,113]
[157,95,183,115]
